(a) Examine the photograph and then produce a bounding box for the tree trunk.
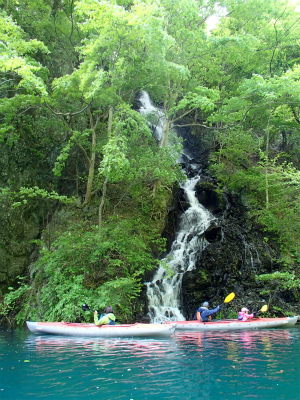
[265,101,272,209]
[159,118,170,148]
[99,176,108,231]
[82,110,97,207]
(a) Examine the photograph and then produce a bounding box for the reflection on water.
[28,335,174,357]
[1,327,300,399]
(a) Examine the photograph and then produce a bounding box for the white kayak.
[26,321,176,338]
[168,316,298,331]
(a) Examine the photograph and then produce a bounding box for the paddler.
[94,306,116,325]
[238,307,255,321]
[194,301,221,322]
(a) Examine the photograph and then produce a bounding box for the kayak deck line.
[166,316,299,331]
[26,321,177,338]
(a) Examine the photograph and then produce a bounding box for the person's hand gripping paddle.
[253,304,268,317]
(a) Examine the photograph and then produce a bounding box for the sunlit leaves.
[172,86,220,117]
[256,271,300,293]
[0,11,49,95]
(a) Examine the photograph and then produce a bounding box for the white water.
[138,91,165,142]
[146,173,214,322]
[138,91,215,323]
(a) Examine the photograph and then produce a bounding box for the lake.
[1,325,300,399]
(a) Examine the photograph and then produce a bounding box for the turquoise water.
[1,326,300,399]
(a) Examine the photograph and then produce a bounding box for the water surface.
[1,326,299,399]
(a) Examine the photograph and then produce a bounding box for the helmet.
[202,302,209,307]
[241,307,249,312]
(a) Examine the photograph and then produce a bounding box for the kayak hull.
[26,321,176,338]
[170,316,298,331]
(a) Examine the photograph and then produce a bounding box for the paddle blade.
[224,292,235,303]
[261,304,268,312]
[82,303,91,311]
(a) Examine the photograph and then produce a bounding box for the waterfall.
[146,173,214,322]
[138,91,165,143]
[138,92,215,323]
[241,235,262,273]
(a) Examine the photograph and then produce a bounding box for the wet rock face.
[160,126,299,319]
[0,205,45,296]
[195,181,224,215]
[203,222,222,243]
[180,205,279,320]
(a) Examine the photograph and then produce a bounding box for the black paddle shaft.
[82,303,99,313]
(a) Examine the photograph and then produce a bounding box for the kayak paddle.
[82,303,99,313]
[218,292,235,308]
[224,292,235,303]
[253,304,268,315]
[82,303,92,311]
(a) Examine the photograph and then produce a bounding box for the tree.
[0,11,49,143]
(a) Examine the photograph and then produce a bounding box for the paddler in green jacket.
[94,306,116,325]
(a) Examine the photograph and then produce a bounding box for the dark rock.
[204,223,222,243]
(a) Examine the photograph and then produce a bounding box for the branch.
[44,99,93,117]
[171,107,196,124]
[291,106,300,125]
[44,102,92,166]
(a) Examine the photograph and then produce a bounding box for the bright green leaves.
[100,135,130,182]
[172,86,220,117]
[1,186,74,208]
[0,11,49,145]
[2,217,166,324]
[78,63,107,101]
[75,0,168,95]
[256,271,300,290]
[52,140,75,177]
[210,97,251,125]
[99,103,182,188]
[99,105,150,182]
[0,11,49,95]
[211,66,300,130]
[256,271,300,302]
[239,71,300,104]
[254,155,300,256]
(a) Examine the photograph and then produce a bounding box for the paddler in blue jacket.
[94,306,116,325]
[194,301,221,322]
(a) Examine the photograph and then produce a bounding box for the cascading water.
[138,91,165,143]
[138,92,215,323]
[146,171,215,322]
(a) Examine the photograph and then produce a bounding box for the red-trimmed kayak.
[26,321,176,338]
[168,316,298,331]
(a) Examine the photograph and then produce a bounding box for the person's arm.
[206,306,220,316]
[94,312,110,326]
[94,311,99,325]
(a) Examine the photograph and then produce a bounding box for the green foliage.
[217,309,238,320]
[256,271,300,292]
[99,104,182,188]
[1,218,165,324]
[0,279,31,325]
[0,11,49,94]
[172,87,220,116]
[0,186,75,208]
[1,0,300,324]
